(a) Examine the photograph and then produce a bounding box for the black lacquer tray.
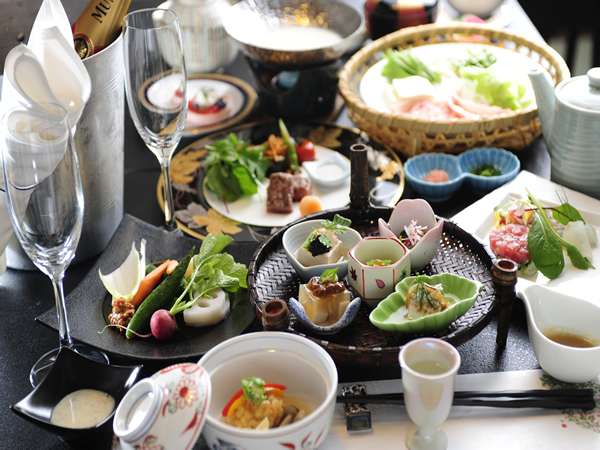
[248,146,497,369]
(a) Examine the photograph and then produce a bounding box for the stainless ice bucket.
[7,34,125,270]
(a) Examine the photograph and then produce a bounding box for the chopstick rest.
[341,384,372,434]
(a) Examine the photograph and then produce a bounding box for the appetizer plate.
[452,171,600,306]
[249,207,496,370]
[203,146,351,228]
[143,73,257,137]
[158,121,405,241]
[369,274,481,333]
[35,215,256,362]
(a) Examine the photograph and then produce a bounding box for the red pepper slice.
[221,383,287,417]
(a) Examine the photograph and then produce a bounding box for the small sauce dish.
[519,284,600,383]
[302,152,351,189]
[347,236,411,306]
[378,198,443,271]
[288,296,362,335]
[10,347,141,450]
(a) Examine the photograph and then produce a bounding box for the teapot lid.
[557,68,600,111]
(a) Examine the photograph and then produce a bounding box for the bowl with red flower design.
[114,363,211,450]
[347,237,411,306]
[198,332,338,450]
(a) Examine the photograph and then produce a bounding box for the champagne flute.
[1,103,108,386]
[123,8,187,230]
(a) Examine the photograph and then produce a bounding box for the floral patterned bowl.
[198,332,338,450]
[347,237,411,306]
[114,363,211,450]
[378,198,443,271]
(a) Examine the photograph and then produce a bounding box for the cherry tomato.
[296,139,316,162]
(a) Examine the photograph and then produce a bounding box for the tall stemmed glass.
[123,8,187,230]
[2,104,107,386]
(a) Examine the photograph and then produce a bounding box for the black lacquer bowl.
[11,347,141,449]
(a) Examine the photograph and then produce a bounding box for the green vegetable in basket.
[382,49,442,84]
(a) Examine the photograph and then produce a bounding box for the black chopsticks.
[337,388,596,411]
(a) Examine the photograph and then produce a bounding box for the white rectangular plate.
[451,171,600,305]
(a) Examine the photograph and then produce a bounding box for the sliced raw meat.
[452,95,510,118]
[292,174,312,202]
[489,224,530,264]
[392,98,464,120]
[267,172,294,214]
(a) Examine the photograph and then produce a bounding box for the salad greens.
[454,49,497,70]
[169,235,248,315]
[526,192,594,279]
[241,377,266,406]
[319,268,339,284]
[382,49,442,84]
[458,66,530,110]
[204,133,271,202]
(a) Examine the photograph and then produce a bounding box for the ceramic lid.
[557,67,600,111]
[114,363,212,447]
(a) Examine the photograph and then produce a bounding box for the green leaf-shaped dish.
[369,274,482,333]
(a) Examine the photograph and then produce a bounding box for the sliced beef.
[267,172,294,214]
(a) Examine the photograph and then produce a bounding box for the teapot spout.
[529,67,556,139]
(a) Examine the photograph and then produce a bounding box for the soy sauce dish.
[10,348,141,449]
[405,147,520,202]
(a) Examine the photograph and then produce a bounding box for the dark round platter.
[248,205,496,369]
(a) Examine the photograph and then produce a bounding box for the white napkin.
[0,0,90,255]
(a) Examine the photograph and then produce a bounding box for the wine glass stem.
[51,273,72,348]
[160,158,177,231]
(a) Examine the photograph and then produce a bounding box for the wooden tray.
[248,205,496,368]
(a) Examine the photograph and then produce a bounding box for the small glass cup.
[399,338,461,450]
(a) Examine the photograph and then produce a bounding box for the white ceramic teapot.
[529,67,600,198]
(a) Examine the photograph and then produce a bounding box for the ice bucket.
[7,34,125,270]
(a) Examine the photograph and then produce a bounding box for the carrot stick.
[130,260,170,307]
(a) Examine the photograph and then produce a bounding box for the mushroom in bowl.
[198,332,338,450]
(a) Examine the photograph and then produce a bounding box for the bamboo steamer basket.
[339,23,569,156]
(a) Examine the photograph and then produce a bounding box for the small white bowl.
[283,219,362,281]
[198,332,338,450]
[302,152,351,189]
[378,199,443,271]
[347,237,411,306]
[520,284,600,383]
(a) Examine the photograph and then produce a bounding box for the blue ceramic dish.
[288,297,362,335]
[404,153,463,202]
[458,147,521,192]
[405,148,520,201]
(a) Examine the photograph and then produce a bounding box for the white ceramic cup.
[399,339,461,450]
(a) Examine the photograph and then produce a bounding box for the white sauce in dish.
[50,389,115,429]
[245,26,342,51]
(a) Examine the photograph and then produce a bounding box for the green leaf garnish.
[552,203,585,225]
[527,191,594,279]
[322,214,352,234]
[169,234,248,316]
[241,377,266,406]
[319,268,338,284]
[454,49,497,70]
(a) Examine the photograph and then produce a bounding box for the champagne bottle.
[72,0,132,59]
